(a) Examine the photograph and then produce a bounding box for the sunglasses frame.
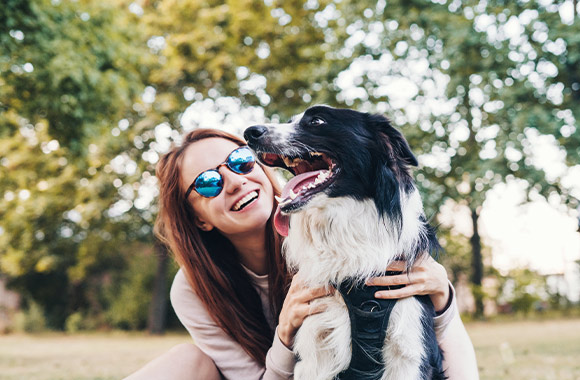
[184,146,256,199]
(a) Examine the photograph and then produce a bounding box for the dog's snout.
[244,125,268,143]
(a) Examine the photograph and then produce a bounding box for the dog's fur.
[244,105,444,380]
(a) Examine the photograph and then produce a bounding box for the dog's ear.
[369,113,417,230]
[374,163,403,230]
[369,114,418,167]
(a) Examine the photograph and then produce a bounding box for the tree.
[0,0,151,327]
[419,1,568,317]
[0,0,148,152]
[138,0,356,126]
[329,0,572,317]
[532,1,580,168]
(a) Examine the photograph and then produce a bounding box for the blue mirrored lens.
[228,147,255,174]
[194,170,223,197]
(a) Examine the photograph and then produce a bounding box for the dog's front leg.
[293,293,351,380]
[381,297,426,380]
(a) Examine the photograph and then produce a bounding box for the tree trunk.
[147,242,169,335]
[470,208,485,318]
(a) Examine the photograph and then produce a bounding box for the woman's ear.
[195,216,214,231]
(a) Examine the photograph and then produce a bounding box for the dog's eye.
[310,117,325,126]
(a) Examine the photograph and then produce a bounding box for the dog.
[244,105,445,380]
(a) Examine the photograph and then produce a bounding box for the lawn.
[0,332,189,380]
[468,318,580,380]
[1,318,579,380]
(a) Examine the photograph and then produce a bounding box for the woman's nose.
[220,167,246,194]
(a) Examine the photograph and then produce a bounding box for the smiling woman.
[136,128,298,380]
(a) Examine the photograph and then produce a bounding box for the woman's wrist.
[430,282,451,313]
[277,324,293,348]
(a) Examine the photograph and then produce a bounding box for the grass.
[1,318,579,380]
[0,331,189,380]
[469,318,580,380]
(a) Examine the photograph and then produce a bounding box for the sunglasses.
[185,146,256,199]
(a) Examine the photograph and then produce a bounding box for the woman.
[126,128,478,380]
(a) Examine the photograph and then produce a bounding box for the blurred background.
[1,0,580,379]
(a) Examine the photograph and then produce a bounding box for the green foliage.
[11,301,47,333]
[532,4,580,168]
[104,246,157,330]
[499,268,548,315]
[0,0,153,329]
[0,0,149,151]
[141,0,351,124]
[64,312,84,333]
[438,226,473,281]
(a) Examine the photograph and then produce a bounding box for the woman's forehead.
[182,138,239,177]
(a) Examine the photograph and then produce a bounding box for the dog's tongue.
[274,169,327,237]
[274,205,290,237]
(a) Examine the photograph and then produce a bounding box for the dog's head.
[244,105,418,233]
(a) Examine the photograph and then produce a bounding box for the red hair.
[155,129,290,364]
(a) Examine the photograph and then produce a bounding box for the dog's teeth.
[314,171,329,185]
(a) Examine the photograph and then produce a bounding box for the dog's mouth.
[257,150,339,212]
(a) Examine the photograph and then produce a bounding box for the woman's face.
[181,138,274,238]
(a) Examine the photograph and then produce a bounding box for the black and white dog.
[244,105,445,380]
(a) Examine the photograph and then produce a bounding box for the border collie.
[244,105,445,380]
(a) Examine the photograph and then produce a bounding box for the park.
[1,0,580,379]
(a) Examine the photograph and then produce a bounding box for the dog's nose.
[244,125,268,143]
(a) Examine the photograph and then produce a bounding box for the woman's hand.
[277,276,335,348]
[365,255,451,313]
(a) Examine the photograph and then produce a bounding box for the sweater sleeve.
[432,283,479,380]
[170,270,296,380]
[433,282,458,340]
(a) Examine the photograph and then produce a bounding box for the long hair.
[155,128,290,364]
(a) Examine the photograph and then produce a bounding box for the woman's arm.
[366,256,479,380]
[171,269,294,380]
[171,269,333,380]
[437,302,479,380]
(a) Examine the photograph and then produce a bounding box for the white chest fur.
[283,189,426,287]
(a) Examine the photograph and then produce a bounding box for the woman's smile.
[231,189,261,212]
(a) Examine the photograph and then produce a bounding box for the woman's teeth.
[232,191,258,211]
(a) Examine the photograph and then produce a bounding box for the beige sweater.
[171,268,478,380]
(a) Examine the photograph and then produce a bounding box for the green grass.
[469,318,580,380]
[1,318,579,380]
[0,332,189,380]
